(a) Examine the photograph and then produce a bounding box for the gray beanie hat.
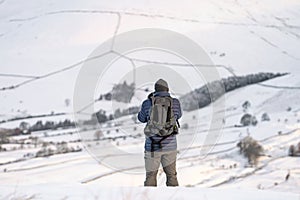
[154,79,169,92]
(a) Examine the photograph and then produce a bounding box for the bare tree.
[237,136,264,166]
[94,130,103,141]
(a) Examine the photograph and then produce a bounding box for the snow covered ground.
[0,186,299,200]
[1,0,300,199]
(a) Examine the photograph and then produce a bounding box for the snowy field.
[1,0,300,199]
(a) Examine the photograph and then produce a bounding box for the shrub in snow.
[23,153,34,158]
[219,53,226,57]
[257,184,263,190]
[237,136,264,166]
[136,133,142,137]
[186,184,194,187]
[287,107,292,112]
[35,142,75,157]
[288,143,300,157]
[240,114,258,126]
[181,123,189,130]
[36,147,55,157]
[0,134,9,144]
[251,116,258,126]
[64,98,70,107]
[0,145,5,152]
[131,115,137,123]
[261,113,270,121]
[56,142,69,154]
[288,145,295,156]
[242,101,251,112]
[94,130,103,140]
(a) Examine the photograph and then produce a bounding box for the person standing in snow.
[138,79,182,187]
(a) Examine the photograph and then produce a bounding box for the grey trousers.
[144,151,179,187]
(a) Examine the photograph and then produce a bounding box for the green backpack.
[144,96,178,137]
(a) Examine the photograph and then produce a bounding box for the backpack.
[144,95,178,137]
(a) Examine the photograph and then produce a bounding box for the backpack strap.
[148,96,155,121]
[176,119,181,128]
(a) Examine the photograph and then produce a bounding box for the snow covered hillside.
[0,0,300,199]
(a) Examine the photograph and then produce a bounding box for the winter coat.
[138,91,182,152]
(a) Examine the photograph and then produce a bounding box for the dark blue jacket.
[138,91,182,152]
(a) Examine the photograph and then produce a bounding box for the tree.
[44,121,55,129]
[62,119,74,128]
[240,114,252,126]
[261,113,270,121]
[84,114,99,126]
[104,93,112,101]
[19,121,30,131]
[94,130,103,141]
[96,110,108,123]
[31,120,44,131]
[237,136,263,166]
[114,108,122,119]
[108,114,114,121]
[240,114,258,126]
[288,145,295,156]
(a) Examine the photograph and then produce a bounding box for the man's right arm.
[138,100,150,123]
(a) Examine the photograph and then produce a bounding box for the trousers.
[144,150,178,187]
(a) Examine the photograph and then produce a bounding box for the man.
[138,79,182,187]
